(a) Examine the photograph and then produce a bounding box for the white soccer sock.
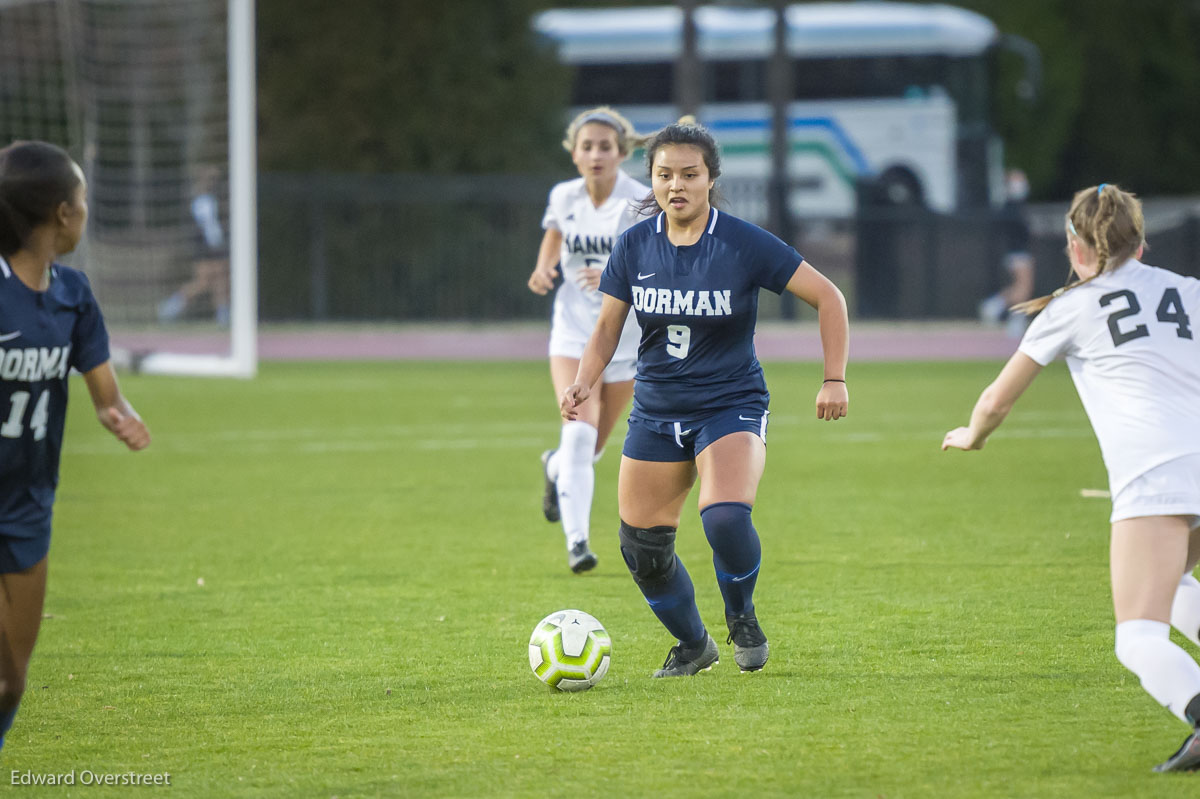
[1115,619,1200,724]
[556,421,597,548]
[545,443,601,492]
[1172,572,1200,649]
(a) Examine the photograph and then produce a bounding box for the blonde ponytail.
[1013,183,1145,315]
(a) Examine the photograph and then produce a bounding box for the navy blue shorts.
[0,533,50,573]
[622,406,769,462]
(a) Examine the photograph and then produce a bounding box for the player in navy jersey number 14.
[527,107,649,574]
[944,184,1200,772]
[561,121,849,677]
[0,141,150,750]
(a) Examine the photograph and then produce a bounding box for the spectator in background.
[157,165,230,326]
[979,168,1036,337]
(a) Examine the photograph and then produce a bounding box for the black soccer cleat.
[540,449,560,523]
[1153,728,1200,773]
[725,610,769,672]
[653,634,719,677]
[567,540,597,573]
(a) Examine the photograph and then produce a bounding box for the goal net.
[0,0,257,377]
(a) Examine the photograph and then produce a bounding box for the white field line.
[1079,489,1111,499]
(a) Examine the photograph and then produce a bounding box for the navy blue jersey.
[600,209,801,421]
[0,258,109,539]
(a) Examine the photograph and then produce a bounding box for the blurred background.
[3,0,1200,338]
[255,0,1200,326]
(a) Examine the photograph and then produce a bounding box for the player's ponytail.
[0,141,81,257]
[1013,183,1145,315]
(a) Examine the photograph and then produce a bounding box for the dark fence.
[856,195,1200,319]
[259,172,553,322]
[258,172,1200,323]
[855,206,1005,318]
[1028,201,1200,297]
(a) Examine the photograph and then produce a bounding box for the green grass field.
[7,359,1199,797]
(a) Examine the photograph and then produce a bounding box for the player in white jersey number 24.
[944,183,1200,773]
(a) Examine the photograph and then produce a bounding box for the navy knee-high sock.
[701,501,761,617]
[641,556,706,645]
[0,701,19,750]
[620,522,706,646]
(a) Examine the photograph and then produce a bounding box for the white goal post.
[0,0,257,377]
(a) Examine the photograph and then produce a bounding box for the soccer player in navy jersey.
[0,141,150,750]
[561,121,849,677]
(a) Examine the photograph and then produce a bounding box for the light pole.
[766,1,796,318]
[674,0,702,120]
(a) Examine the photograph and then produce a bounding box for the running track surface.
[110,321,1022,362]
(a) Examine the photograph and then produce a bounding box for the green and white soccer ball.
[528,609,611,692]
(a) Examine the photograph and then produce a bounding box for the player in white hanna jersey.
[527,106,649,573]
[944,183,1200,773]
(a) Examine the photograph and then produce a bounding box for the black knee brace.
[618,520,678,588]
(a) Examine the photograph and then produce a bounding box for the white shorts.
[548,333,636,383]
[1110,453,1200,528]
[549,288,638,383]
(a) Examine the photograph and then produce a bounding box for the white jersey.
[1019,259,1200,495]
[542,171,648,363]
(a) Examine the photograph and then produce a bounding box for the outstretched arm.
[527,229,563,296]
[560,294,631,420]
[785,261,849,421]
[942,351,1042,451]
[83,362,150,451]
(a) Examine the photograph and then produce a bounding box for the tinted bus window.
[794,55,951,101]
[707,60,767,102]
[944,54,992,132]
[572,63,674,106]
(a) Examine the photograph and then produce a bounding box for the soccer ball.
[528,609,611,692]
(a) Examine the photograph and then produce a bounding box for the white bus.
[532,3,1036,220]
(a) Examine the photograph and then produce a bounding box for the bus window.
[572,63,674,106]
[794,55,949,101]
[707,60,767,103]
[944,54,992,135]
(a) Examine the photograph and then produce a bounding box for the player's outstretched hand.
[815,381,848,421]
[527,264,559,296]
[101,406,151,451]
[560,383,590,421]
[941,427,983,451]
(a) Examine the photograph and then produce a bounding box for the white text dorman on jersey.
[631,286,732,316]
[0,345,71,382]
